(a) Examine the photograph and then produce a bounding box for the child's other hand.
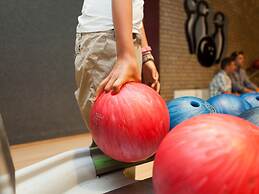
[142,60,160,92]
[96,55,141,97]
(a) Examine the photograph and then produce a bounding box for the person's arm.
[224,91,232,94]
[140,23,160,92]
[96,0,140,96]
[230,73,249,93]
[241,69,259,92]
[112,0,135,60]
[232,82,253,93]
[140,23,149,50]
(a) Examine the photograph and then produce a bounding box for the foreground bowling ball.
[90,82,170,162]
[208,94,251,116]
[241,93,259,108]
[167,96,216,129]
[153,114,259,194]
[197,36,216,67]
[239,107,259,126]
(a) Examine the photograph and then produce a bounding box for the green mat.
[90,142,154,176]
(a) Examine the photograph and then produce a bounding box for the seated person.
[209,57,236,97]
[230,51,259,94]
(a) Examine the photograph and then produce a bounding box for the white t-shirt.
[77,0,144,33]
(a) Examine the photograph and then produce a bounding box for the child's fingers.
[95,75,111,100]
[151,82,156,88]
[153,70,159,82]
[151,81,160,93]
[112,78,124,94]
[104,74,118,92]
[152,69,157,80]
[151,82,157,90]
[155,71,159,81]
[155,82,160,93]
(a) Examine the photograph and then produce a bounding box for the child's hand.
[96,55,141,97]
[142,60,160,92]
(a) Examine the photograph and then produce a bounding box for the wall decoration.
[212,12,225,64]
[197,36,216,67]
[184,0,197,54]
[184,0,226,67]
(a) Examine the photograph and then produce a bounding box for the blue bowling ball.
[167,96,216,129]
[207,94,251,116]
[240,93,259,108]
[239,107,259,126]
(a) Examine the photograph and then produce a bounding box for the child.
[209,57,236,97]
[74,0,159,131]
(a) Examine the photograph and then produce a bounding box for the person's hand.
[96,55,141,97]
[142,60,160,92]
[224,91,232,94]
[243,88,254,93]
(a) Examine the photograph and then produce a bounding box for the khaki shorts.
[74,30,142,130]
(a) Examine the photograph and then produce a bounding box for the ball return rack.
[0,114,154,194]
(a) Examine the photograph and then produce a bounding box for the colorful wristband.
[141,46,152,54]
[142,53,154,64]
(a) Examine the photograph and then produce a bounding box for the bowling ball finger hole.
[256,96,259,101]
[190,101,200,107]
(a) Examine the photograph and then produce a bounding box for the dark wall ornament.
[193,0,210,53]
[212,12,225,64]
[184,0,197,54]
[184,0,227,67]
[197,36,217,67]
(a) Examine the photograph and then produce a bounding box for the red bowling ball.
[153,114,259,194]
[90,82,170,162]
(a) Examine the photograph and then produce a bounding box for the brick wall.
[210,0,259,66]
[159,0,259,100]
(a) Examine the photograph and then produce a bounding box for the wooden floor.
[10,133,153,182]
[9,132,154,194]
[10,133,92,170]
